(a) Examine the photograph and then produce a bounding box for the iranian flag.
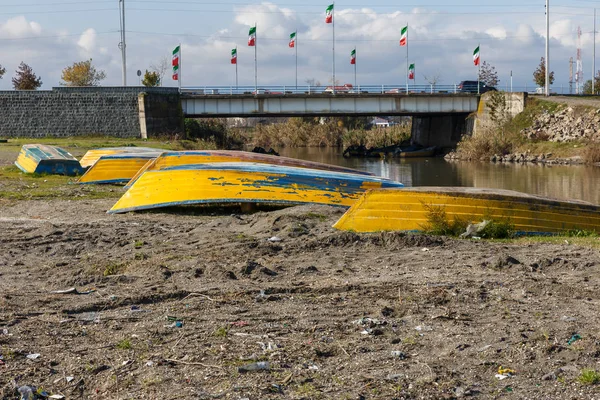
[231,48,237,64]
[473,46,480,66]
[350,49,356,65]
[325,4,333,23]
[172,45,180,80]
[248,26,256,46]
[289,31,296,48]
[408,63,415,79]
[400,25,407,46]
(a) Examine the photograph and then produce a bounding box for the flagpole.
[295,30,298,91]
[354,47,357,89]
[254,22,258,93]
[477,43,480,95]
[179,42,182,92]
[406,22,409,93]
[235,47,238,92]
[332,2,336,95]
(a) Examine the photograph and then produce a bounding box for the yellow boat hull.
[109,163,402,214]
[78,153,163,184]
[126,150,372,188]
[79,147,164,168]
[333,187,600,234]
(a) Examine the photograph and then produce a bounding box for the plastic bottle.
[238,361,270,373]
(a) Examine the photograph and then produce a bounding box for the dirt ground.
[1,195,600,399]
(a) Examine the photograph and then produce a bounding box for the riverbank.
[452,97,600,166]
[1,196,600,399]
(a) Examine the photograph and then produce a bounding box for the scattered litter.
[478,345,492,352]
[255,290,267,301]
[308,363,319,370]
[353,317,386,335]
[390,351,407,359]
[130,305,146,312]
[17,386,36,400]
[560,315,576,322]
[495,374,510,380]
[145,361,154,367]
[568,333,582,345]
[78,312,100,324]
[165,320,183,328]
[230,321,249,327]
[415,325,433,332]
[258,342,280,352]
[66,377,74,383]
[51,287,95,295]
[2,328,9,335]
[268,236,282,242]
[26,354,41,360]
[421,247,430,252]
[498,366,516,375]
[238,361,270,373]
[49,395,65,399]
[460,220,490,238]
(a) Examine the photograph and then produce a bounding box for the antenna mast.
[576,26,583,94]
[569,57,574,94]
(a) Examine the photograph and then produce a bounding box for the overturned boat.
[79,147,165,168]
[78,152,164,184]
[333,187,600,235]
[109,162,403,214]
[15,144,85,176]
[125,150,373,188]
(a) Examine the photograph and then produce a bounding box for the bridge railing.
[181,85,585,96]
[181,84,462,95]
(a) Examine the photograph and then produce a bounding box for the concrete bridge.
[181,92,480,147]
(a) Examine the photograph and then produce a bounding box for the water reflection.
[279,147,600,205]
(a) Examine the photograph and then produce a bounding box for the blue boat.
[15,144,86,176]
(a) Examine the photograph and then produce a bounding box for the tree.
[533,57,555,88]
[305,78,321,87]
[423,72,442,87]
[0,64,5,80]
[60,59,106,86]
[150,56,169,86]
[582,72,600,94]
[142,70,160,87]
[12,62,42,90]
[478,61,499,87]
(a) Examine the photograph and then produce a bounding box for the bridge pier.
[410,113,471,148]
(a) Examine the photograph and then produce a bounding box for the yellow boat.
[78,152,164,184]
[125,150,372,188]
[333,187,600,235]
[109,162,403,214]
[79,147,165,168]
[15,144,85,176]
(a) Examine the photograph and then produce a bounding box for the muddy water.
[280,147,600,205]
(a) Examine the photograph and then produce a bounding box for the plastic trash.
[18,386,36,400]
[268,236,282,242]
[391,351,407,359]
[238,361,270,373]
[568,333,582,345]
[26,354,40,360]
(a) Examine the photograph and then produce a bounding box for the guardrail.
[181,85,588,96]
[181,84,463,95]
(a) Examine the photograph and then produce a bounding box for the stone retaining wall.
[0,87,182,138]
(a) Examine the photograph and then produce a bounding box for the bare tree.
[150,56,169,87]
[304,78,321,87]
[0,64,5,80]
[478,61,499,87]
[423,72,442,88]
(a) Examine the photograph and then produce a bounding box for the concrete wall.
[0,87,182,138]
[474,92,527,133]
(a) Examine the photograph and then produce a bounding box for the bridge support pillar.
[410,113,471,148]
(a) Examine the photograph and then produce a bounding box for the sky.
[0,0,598,91]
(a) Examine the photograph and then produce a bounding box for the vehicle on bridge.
[323,84,354,93]
[252,88,283,95]
[457,80,496,94]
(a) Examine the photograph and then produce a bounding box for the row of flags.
[173,3,483,82]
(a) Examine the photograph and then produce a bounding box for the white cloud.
[0,16,42,38]
[77,28,97,52]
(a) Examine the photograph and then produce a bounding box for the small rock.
[542,372,557,381]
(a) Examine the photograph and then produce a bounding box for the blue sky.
[0,0,597,90]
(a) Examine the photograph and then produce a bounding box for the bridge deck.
[181,93,480,117]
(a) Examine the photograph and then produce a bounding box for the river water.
[279,147,600,205]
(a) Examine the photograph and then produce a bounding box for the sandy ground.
[1,198,600,399]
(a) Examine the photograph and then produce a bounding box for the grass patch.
[578,369,600,385]
[213,326,229,337]
[104,263,126,276]
[0,165,120,201]
[116,339,133,350]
